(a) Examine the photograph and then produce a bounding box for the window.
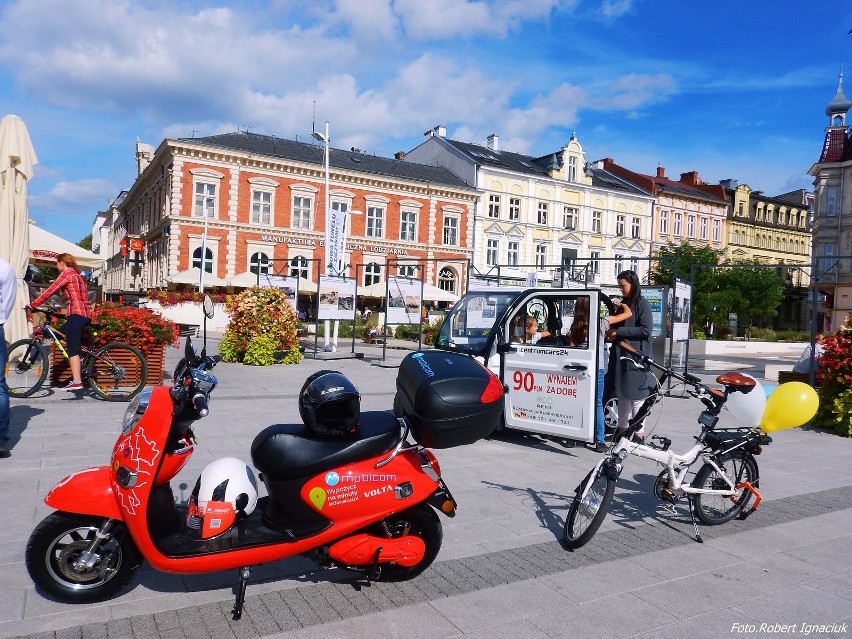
[508,197,521,221]
[192,246,213,273]
[366,206,384,238]
[487,194,501,219]
[674,213,682,236]
[712,219,721,242]
[687,215,695,238]
[737,202,744,216]
[249,252,270,276]
[823,242,835,273]
[443,216,458,245]
[507,241,519,266]
[365,262,381,286]
[660,210,669,235]
[194,182,216,219]
[535,244,547,268]
[756,205,764,222]
[615,215,625,237]
[537,202,548,225]
[824,187,838,216]
[631,217,640,238]
[700,217,707,240]
[614,254,623,275]
[630,257,639,273]
[766,207,774,224]
[290,256,308,279]
[590,251,600,274]
[592,210,602,233]
[251,190,272,226]
[778,209,786,225]
[486,239,499,266]
[568,156,577,182]
[293,196,312,229]
[400,210,417,242]
[398,265,416,278]
[563,206,577,230]
[438,267,456,293]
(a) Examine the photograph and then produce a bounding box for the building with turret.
[809,72,852,331]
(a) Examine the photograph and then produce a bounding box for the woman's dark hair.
[568,296,590,346]
[616,270,642,307]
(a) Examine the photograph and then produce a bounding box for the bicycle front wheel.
[6,340,49,398]
[563,464,616,549]
[86,343,148,402]
[692,452,758,525]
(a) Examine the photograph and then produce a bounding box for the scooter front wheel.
[370,504,442,582]
[26,512,141,603]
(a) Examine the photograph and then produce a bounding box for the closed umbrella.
[0,115,38,344]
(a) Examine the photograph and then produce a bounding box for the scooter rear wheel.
[370,504,442,581]
[26,512,141,603]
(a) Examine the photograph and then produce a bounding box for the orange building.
[101,132,478,299]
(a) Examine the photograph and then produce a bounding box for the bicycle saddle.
[716,372,756,392]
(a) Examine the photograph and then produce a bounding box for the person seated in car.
[523,316,550,344]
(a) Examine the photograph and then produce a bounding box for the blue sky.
[1,0,850,244]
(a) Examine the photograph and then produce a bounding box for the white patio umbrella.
[167,268,229,288]
[0,115,38,344]
[359,280,459,303]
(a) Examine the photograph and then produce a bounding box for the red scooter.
[26,341,503,618]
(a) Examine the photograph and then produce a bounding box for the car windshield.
[434,290,521,356]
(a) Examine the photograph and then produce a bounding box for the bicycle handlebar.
[616,339,724,400]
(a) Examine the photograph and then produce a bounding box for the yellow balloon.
[760,382,819,433]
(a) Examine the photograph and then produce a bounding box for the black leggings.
[61,314,91,357]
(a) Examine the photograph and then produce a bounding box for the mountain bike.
[5,308,148,402]
[563,342,772,548]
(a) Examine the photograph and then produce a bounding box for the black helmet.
[298,370,360,437]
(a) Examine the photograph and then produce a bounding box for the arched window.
[250,252,270,276]
[438,267,457,294]
[192,247,213,273]
[398,265,417,278]
[365,262,381,286]
[289,256,308,279]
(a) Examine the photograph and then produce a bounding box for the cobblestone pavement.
[1,341,850,639]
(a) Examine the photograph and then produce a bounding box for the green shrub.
[748,326,777,341]
[712,326,734,340]
[276,347,303,365]
[775,330,811,342]
[691,330,707,340]
[218,333,241,363]
[243,334,278,366]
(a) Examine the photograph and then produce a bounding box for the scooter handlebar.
[192,393,209,417]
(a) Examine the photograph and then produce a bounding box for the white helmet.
[187,457,258,538]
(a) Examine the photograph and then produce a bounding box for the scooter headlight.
[121,388,152,435]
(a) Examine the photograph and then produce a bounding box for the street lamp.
[312,122,335,351]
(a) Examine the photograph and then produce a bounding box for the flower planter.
[50,343,167,388]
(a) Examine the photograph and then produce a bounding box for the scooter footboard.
[45,466,122,520]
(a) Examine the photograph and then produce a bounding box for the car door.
[499,290,599,442]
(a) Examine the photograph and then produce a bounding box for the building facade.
[405,128,654,286]
[101,133,479,299]
[809,72,852,332]
[600,160,729,257]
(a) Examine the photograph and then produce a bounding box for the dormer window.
[568,156,577,182]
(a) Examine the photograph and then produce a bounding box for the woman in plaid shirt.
[30,254,92,391]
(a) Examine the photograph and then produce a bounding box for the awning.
[167,268,229,287]
[28,222,103,269]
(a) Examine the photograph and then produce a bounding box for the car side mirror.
[496,342,517,355]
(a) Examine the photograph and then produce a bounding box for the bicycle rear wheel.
[563,463,616,549]
[86,343,147,402]
[5,340,49,398]
[692,452,758,525]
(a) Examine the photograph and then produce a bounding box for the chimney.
[487,133,500,151]
[656,166,665,178]
[679,171,700,186]
[135,139,154,176]
[394,151,406,161]
[424,125,447,138]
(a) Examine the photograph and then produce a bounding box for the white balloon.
[724,374,766,426]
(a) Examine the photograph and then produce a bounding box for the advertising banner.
[318,276,356,320]
[260,274,299,311]
[671,280,692,342]
[385,277,423,325]
[325,202,348,275]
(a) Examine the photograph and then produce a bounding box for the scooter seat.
[251,411,401,480]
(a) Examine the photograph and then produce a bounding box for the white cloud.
[600,0,633,19]
[392,0,568,40]
[29,178,117,218]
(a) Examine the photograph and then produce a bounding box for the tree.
[77,234,93,251]
[651,242,726,333]
[717,264,785,323]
